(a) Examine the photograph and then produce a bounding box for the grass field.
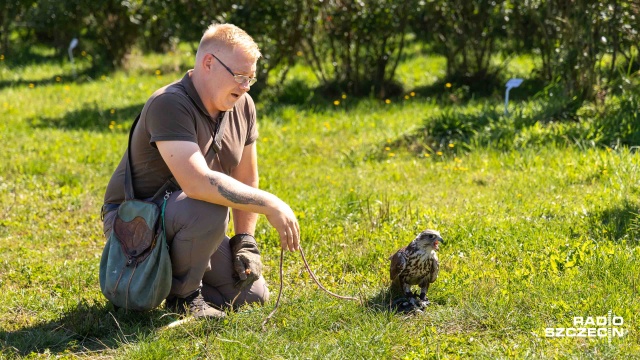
[0,46,639,359]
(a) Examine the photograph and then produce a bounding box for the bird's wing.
[428,252,440,283]
[389,250,407,281]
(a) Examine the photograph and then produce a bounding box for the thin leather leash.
[262,245,360,330]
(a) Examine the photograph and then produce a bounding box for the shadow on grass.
[1,47,58,67]
[260,78,407,113]
[0,67,111,92]
[586,201,640,244]
[364,287,446,315]
[0,300,173,357]
[410,74,548,103]
[29,103,144,131]
[368,110,500,161]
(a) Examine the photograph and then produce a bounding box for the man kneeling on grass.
[101,23,300,319]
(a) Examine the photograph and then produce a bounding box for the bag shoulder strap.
[124,113,177,201]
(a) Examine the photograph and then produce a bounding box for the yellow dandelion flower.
[449,143,455,148]
[342,94,347,99]
[388,152,395,157]
[333,100,340,106]
[384,147,390,151]
[423,153,430,157]
[324,122,330,129]
[262,137,269,142]
[410,91,415,97]
[349,188,354,192]
[81,51,87,57]
[64,85,70,91]
[296,51,303,56]
[385,99,391,104]
[445,83,452,88]
[517,194,522,198]
[155,69,162,75]
[56,76,61,82]
[110,109,115,114]
[436,151,443,156]
[101,75,107,81]
[28,83,35,88]
[404,95,409,100]
[0,54,4,60]
[282,127,287,132]
[109,124,115,130]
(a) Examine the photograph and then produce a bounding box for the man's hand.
[229,233,263,289]
[264,201,300,252]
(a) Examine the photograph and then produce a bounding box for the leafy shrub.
[589,93,640,147]
[299,0,413,98]
[411,0,509,92]
[24,0,141,68]
[508,0,640,103]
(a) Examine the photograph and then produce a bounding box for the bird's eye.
[427,234,434,239]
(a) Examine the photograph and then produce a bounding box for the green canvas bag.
[99,114,174,311]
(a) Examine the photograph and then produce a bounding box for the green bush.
[1,0,638,109]
[411,0,508,88]
[298,0,413,98]
[590,93,640,146]
[23,0,141,68]
[508,0,640,104]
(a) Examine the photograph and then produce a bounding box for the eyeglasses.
[210,53,257,86]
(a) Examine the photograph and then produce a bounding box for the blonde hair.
[196,23,261,62]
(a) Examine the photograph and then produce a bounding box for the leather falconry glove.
[229,233,263,289]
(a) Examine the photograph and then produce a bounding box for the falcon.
[389,229,443,306]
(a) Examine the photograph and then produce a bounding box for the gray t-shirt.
[104,71,258,204]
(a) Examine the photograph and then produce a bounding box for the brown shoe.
[165,290,226,319]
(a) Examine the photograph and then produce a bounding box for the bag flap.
[113,200,160,260]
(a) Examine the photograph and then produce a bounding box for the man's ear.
[203,53,212,71]
[197,52,212,72]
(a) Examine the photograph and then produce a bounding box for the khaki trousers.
[102,190,269,309]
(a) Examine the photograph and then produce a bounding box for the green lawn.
[0,47,639,359]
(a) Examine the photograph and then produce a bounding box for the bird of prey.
[389,229,443,307]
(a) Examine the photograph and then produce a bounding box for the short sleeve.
[144,93,198,147]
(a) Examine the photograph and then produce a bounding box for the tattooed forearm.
[208,174,266,206]
[219,185,266,206]
[208,175,219,186]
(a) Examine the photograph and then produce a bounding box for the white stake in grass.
[504,78,523,116]
[68,38,79,77]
